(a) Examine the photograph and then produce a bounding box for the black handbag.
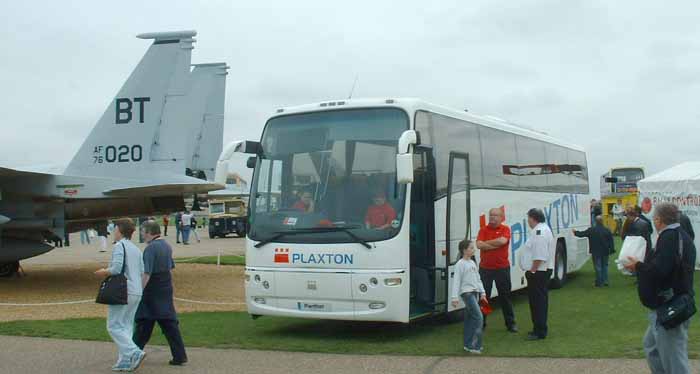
[656,230,696,329]
[96,243,128,305]
[657,293,696,329]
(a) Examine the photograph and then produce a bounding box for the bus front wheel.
[0,261,19,277]
[549,241,567,289]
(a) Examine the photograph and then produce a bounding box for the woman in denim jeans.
[451,240,487,353]
[95,218,146,372]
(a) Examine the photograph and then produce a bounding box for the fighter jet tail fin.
[64,30,198,179]
[184,63,229,182]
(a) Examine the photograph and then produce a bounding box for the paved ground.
[0,335,657,374]
[23,230,245,266]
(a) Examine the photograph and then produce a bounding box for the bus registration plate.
[297,302,330,312]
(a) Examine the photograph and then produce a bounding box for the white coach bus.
[233,98,591,323]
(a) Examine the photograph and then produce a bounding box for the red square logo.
[274,248,289,263]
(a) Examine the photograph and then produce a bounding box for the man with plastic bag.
[623,202,696,373]
[624,206,653,260]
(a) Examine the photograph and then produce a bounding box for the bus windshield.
[249,108,409,244]
[209,203,225,214]
[611,168,644,183]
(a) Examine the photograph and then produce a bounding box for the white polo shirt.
[519,222,554,272]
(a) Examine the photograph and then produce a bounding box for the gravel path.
[0,263,245,321]
[0,234,247,321]
[0,335,659,374]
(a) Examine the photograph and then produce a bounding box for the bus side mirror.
[246,157,257,169]
[397,130,419,184]
[234,140,262,155]
[398,130,419,154]
[397,154,414,184]
[605,177,618,183]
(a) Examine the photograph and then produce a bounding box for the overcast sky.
[2,1,699,196]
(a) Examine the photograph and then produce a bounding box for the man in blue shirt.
[133,220,188,366]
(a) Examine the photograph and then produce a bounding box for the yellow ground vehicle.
[208,197,248,238]
[599,167,645,235]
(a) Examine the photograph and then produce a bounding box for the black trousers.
[525,270,552,338]
[163,224,168,236]
[134,318,187,362]
[479,267,516,328]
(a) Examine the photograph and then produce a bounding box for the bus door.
[445,152,471,313]
[409,146,437,318]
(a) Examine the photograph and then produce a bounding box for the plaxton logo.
[273,248,354,265]
[274,248,290,263]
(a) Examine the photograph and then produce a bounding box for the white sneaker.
[464,347,482,354]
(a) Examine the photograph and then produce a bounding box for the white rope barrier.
[0,299,94,306]
[0,296,246,307]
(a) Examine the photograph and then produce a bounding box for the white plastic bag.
[616,236,647,275]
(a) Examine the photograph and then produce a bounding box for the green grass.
[1,238,698,358]
[175,255,245,266]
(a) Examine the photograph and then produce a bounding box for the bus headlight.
[359,283,368,293]
[369,277,378,286]
[245,274,251,282]
[262,280,270,289]
[369,302,385,310]
[384,278,402,286]
[254,274,261,283]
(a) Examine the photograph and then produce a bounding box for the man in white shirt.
[519,208,554,341]
[612,200,624,236]
[180,211,193,245]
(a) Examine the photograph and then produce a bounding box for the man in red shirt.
[365,191,396,230]
[476,207,517,333]
[292,191,315,213]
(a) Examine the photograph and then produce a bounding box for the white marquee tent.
[638,161,700,265]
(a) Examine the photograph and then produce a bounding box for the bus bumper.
[245,268,409,322]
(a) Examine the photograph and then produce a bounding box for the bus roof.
[270,97,586,153]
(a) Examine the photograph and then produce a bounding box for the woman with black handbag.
[95,218,146,372]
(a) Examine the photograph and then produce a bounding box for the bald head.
[488,208,504,227]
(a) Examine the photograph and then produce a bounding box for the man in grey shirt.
[133,221,188,366]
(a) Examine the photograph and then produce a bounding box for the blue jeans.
[107,294,143,365]
[461,292,483,350]
[80,231,90,245]
[644,311,690,374]
[592,255,609,286]
[182,227,191,244]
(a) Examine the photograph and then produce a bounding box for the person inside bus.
[292,190,315,213]
[451,239,486,354]
[364,190,397,230]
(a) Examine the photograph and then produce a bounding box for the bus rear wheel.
[549,241,567,289]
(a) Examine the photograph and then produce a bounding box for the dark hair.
[141,220,161,236]
[654,202,680,225]
[458,239,472,259]
[633,205,643,215]
[114,218,136,239]
[527,208,546,223]
[372,189,387,198]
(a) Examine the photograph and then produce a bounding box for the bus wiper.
[254,226,372,249]
[290,226,372,249]
[253,230,305,248]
